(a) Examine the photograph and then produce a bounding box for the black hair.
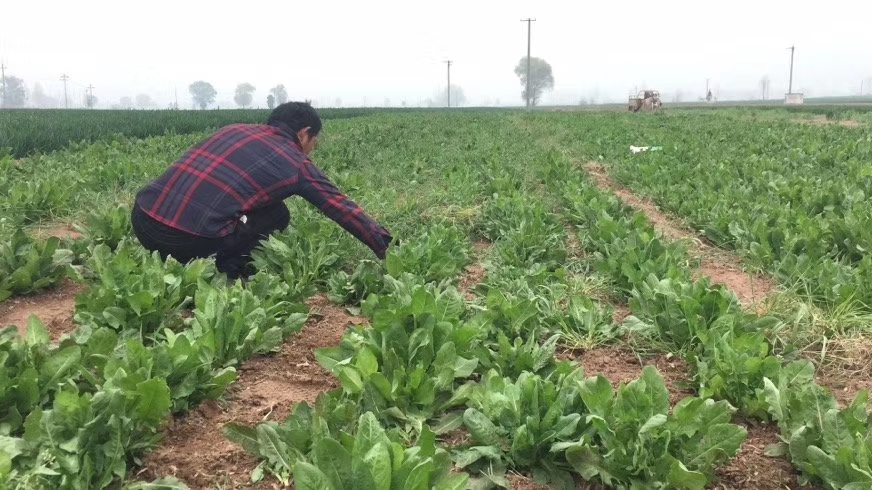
[267,101,322,140]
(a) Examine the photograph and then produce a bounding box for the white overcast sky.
[2,0,871,108]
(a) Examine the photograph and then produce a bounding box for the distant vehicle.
[628,90,662,112]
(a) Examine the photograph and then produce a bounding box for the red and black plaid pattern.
[135,122,392,258]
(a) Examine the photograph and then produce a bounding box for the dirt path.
[458,240,490,300]
[31,223,84,241]
[0,279,85,340]
[583,162,777,311]
[134,294,365,489]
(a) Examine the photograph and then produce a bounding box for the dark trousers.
[131,203,290,279]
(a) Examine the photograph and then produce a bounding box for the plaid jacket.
[134,122,392,258]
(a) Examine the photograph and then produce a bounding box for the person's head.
[267,101,322,154]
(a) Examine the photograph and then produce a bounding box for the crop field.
[1,107,871,490]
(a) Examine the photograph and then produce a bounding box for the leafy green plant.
[455,366,586,489]
[0,319,82,436]
[316,282,479,429]
[74,243,215,338]
[763,362,872,489]
[566,366,747,489]
[252,219,343,299]
[225,408,467,490]
[384,224,470,284]
[327,259,384,305]
[187,276,308,367]
[0,229,73,301]
[75,204,133,251]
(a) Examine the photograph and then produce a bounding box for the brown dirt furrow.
[134,294,365,489]
[582,162,777,311]
[458,240,490,301]
[0,279,85,341]
[32,223,85,241]
[712,422,814,489]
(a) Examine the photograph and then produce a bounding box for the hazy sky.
[3,0,871,108]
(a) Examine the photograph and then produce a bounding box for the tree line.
[1,57,555,109]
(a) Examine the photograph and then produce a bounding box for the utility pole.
[0,61,7,108]
[444,60,452,107]
[520,18,536,108]
[60,74,70,108]
[86,84,95,108]
[174,87,179,109]
[787,45,795,94]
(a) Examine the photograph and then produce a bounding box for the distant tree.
[31,83,58,108]
[266,94,275,109]
[514,57,554,106]
[189,81,217,110]
[383,98,391,107]
[270,85,288,105]
[136,94,154,109]
[234,83,256,108]
[119,96,134,109]
[428,85,466,107]
[334,97,342,107]
[1,75,27,108]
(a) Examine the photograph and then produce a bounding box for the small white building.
[784,93,804,105]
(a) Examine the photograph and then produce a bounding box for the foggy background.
[2,0,871,109]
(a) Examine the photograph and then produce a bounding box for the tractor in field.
[628,89,662,112]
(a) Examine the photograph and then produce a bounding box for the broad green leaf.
[686,423,747,469]
[402,459,434,490]
[122,477,190,489]
[40,345,82,388]
[364,442,393,490]
[133,378,172,424]
[357,347,379,377]
[463,408,500,446]
[355,412,390,458]
[432,412,464,435]
[314,437,353,490]
[433,473,469,490]
[805,445,849,487]
[0,436,24,460]
[667,459,707,490]
[256,424,293,473]
[580,375,613,416]
[25,315,49,345]
[223,424,261,456]
[639,414,668,434]
[295,461,336,490]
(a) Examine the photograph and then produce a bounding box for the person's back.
[135,122,308,238]
[131,101,393,279]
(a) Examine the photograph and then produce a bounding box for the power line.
[520,18,536,108]
[444,60,452,107]
[60,74,70,108]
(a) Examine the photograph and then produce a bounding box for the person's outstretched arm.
[295,160,393,258]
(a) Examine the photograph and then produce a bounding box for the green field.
[1,108,871,489]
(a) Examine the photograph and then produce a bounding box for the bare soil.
[713,422,815,489]
[133,294,365,489]
[458,240,490,300]
[799,115,861,128]
[0,279,85,340]
[583,162,777,311]
[32,223,84,241]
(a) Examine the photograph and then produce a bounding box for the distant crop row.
[0,108,381,157]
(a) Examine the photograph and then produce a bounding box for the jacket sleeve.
[295,160,393,258]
